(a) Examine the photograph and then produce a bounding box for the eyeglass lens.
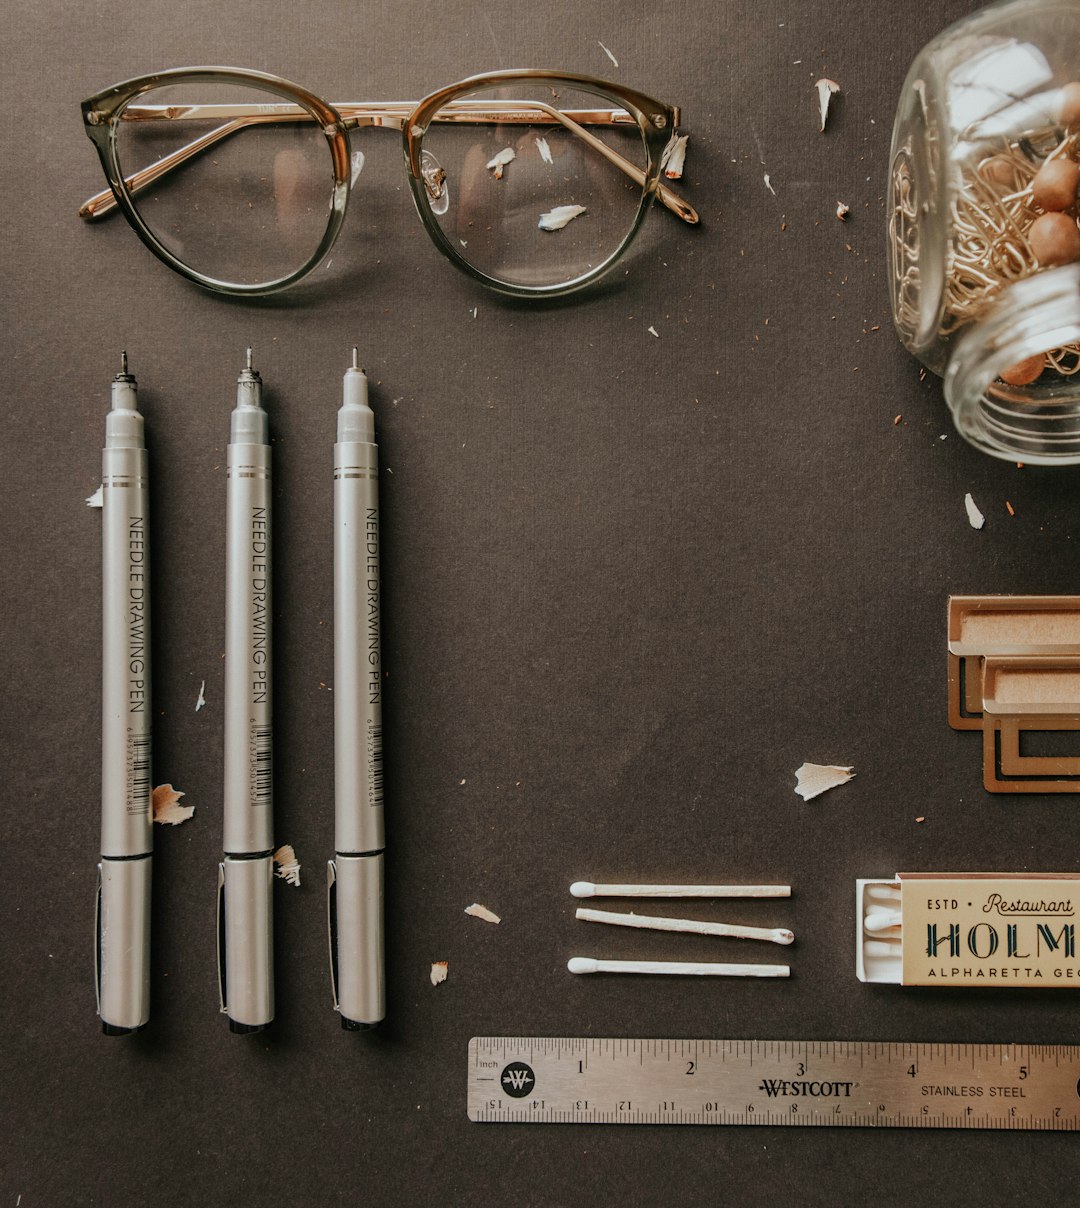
[420,83,649,288]
[114,82,335,287]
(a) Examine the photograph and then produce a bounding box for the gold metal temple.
[79,99,698,225]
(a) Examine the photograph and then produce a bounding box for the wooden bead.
[1060,81,1080,129]
[1032,158,1080,211]
[1029,211,1080,265]
[999,355,1046,386]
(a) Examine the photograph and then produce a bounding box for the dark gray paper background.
[3,0,1079,1203]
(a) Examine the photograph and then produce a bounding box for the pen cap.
[97,857,151,1032]
[329,854,385,1027]
[219,856,274,1030]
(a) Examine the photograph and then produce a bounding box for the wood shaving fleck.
[648,325,660,337]
[1006,500,1016,516]
[664,134,689,180]
[794,762,855,801]
[538,204,587,231]
[815,78,841,133]
[486,147,515,179]
[598,40,619,67]
[430,961,449,986]
[273,844,301,886]
[965,492,986,530]
[86,485,103,508]
[535,136,554,165]
[836,200,850,221]
[464,902,500,924]
[915,816,926,823]
[152,783,194,826]
[764,173,776,195]
[893,414,902,425]
[195,680,206,712]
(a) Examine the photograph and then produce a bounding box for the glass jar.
[889,0,1080,463]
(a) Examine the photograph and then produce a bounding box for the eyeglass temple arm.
[79,102,698,225]
[80,114,279,219]
[510,98,698,224]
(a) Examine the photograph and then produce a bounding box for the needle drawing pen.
[217,349,275,1033]
[328,349,386,1029]
[97,353,152,1035]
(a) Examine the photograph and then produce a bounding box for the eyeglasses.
[79,67,698,299]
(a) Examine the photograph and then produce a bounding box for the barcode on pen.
[129,733,151,814]
[369,724,384,807]
[253,724,273,804]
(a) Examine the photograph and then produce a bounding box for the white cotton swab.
[575,907,794,946]
[570,881,791,899]
[568,957,789,978]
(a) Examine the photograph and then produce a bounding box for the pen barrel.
[101,445,152,858]
[334,441,384,853]
[329,854,385,1026]
[224,441,273,854]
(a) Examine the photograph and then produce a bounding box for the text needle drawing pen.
[97,353,152,1035]
[217,349,275,1033]
[328,349,386,1029]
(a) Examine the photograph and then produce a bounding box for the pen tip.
[120,350,128,375]
[352,346,359,370]
[246,346,253,371]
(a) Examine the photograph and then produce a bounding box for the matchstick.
[568,957,789,978]
[570,881,791,899]
[575,907,794,946]
[863,908,902,933]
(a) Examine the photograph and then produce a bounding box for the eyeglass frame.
[80,66,699,299]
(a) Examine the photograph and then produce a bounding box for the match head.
[569,882,595,898]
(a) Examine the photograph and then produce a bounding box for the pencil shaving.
[86,485,103,508]
[486,147,515,179]
[598,40,619,67]
[152,783,194,826]
[794,762,855,800]
[430,961,449,986]
[965,492,986,529]
[538,204,587,231]
[195,679,206,712]
[273,844,301,886]
[465,902,500,923]
[664,134,689,179]
[535,136,554,165]
[836,200,850,221]
[816,78,841,132]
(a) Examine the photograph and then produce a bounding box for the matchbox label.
[900,876,1080,987]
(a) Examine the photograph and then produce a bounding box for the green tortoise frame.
[80,66,698,298]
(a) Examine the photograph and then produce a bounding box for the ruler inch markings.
[469,1037,1080,1131]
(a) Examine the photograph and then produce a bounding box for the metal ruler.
[468,1037,1080,1130]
